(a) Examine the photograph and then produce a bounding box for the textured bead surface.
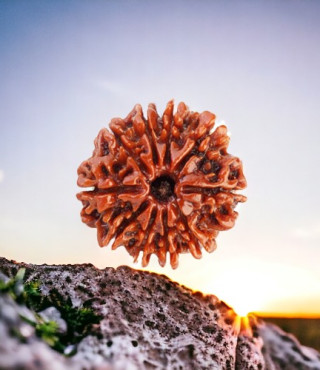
[77,101,246,268]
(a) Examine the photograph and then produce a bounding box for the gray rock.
[259,322,320,369]
[0,257,319,369]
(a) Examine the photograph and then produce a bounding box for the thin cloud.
[293,223,320,240]
[0,169,4,183]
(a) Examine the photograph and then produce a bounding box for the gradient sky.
[1,0,320,316]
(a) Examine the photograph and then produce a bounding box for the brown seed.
[77,101,247,269]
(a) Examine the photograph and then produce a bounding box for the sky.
[1,0,320,317]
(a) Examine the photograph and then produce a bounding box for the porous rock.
[0,257,319,370]
[259,322,320,369]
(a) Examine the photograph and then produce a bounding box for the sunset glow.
[202,259,320,318]
[139,254,320,318]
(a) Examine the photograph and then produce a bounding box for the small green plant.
[0,268,26,303]
[20,313,63,350]
[1,268,102,355]
[36,320,60,347]
[24,280,41,298]
[61,303,101,338]
[1,269,65,351]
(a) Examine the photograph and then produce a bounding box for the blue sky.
[1,0,320,315]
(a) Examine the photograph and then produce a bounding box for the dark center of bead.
[150,175,175,202]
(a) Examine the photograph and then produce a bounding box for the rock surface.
[0,257,319,370]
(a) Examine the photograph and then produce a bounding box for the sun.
[226,292,257,317]
[203,265,270,317]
